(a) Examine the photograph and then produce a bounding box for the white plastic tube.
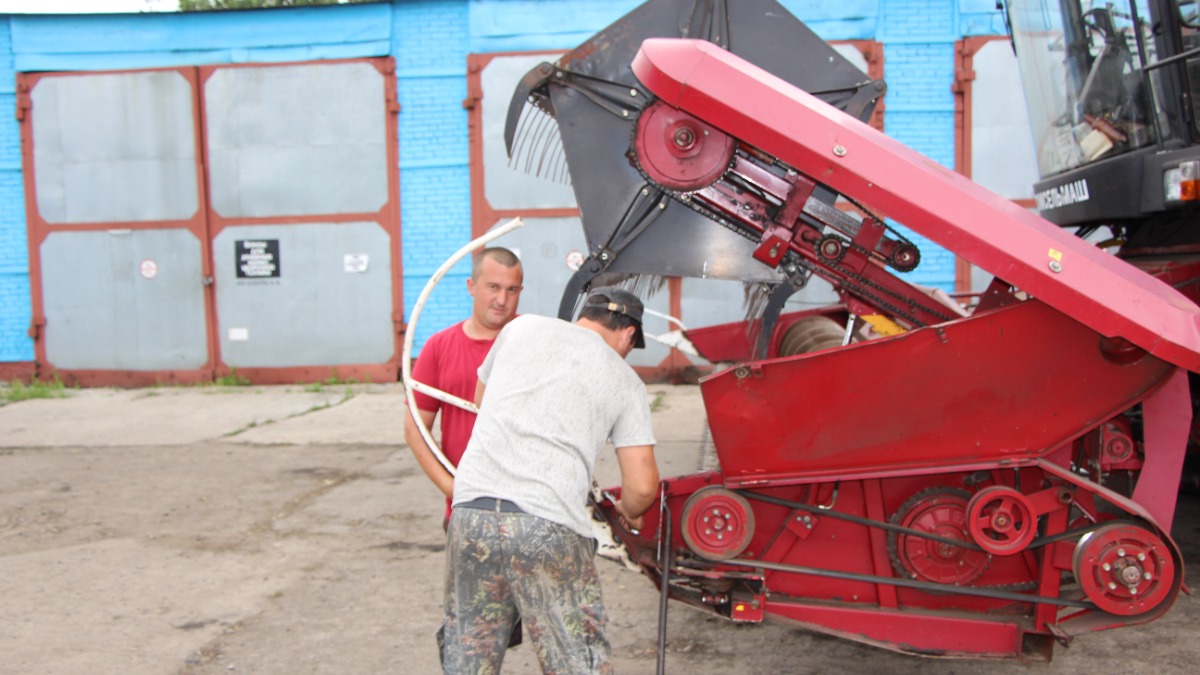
[401,217,525,475]
[641,307,699,357]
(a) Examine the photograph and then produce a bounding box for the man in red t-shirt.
[404,247,524,515]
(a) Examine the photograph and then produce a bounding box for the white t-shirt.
[452,315,656,538]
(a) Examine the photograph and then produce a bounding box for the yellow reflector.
[862,314,906,337]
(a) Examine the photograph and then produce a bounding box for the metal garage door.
[18,58,401,386]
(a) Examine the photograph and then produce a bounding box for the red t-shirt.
[410,320,496,467]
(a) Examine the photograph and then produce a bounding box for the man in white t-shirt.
[438,287,660,674]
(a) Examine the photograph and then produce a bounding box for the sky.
[0,0,177,13]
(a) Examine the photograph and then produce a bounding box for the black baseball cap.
[585,286,646,348]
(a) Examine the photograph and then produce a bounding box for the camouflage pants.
[438,505,613,675]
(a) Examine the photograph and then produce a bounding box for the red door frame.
[953,36,1036,296]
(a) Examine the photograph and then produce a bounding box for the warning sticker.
[140,259,158,280]
[236,240,281,279]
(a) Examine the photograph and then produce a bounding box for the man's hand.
[613,498,645,533]
[403,407,454,498]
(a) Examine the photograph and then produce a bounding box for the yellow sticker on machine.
[862,314,906,337]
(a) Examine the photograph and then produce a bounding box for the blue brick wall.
[875,1,964,292]
[0,18,31,362]
[881,0,957,41]
[0,272,30,361]
[0,1,1010,363]
[400,165,473,350]
[393,0,472,355]
[779,1,878,41]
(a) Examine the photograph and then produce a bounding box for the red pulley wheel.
[633,101,735,191]
[1072,522,1179,616]
[966,486,1037,556]
[680,487,755,561]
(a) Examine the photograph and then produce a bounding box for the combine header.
[503,0,1200,659]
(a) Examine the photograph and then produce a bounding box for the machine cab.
[1005,0,1200,227]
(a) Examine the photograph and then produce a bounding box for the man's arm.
[613,444,659,531]
[404,407,454,498]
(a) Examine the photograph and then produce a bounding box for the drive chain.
[628,126,949,326]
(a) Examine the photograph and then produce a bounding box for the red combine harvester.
[502,0,1200,659]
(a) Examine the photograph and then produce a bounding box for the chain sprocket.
[626,105,947,326]
[888,487,991,585]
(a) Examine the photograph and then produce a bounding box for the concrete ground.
[0,382,1197,674]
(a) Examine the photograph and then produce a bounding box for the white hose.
[642,307,686,331]
[641,307,699,357]
[401,217,526,476]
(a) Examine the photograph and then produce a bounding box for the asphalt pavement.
[0,380,707,462]
[0,383,403,448]
[3,382,1199,675]
[0,381,714,675]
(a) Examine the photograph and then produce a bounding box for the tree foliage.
[178,0,374,10]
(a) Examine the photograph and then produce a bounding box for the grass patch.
[301,386,359,404]
[302,372,372,400]
[213,369,250,387]
[303,372,367,392]
[222,417,274,438]
[2,375,70,404]
[649,391,666,412]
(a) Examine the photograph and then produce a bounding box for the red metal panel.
[1130,368,1192,531]
[632,38,1200,373]
[764,600,1023,657]
[700,300,1174,484]
[862,479,899,609]
[0,362,35,382]
[1130,257,1200,305]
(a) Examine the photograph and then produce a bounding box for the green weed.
[303,372,364,393]
[649,391,665,412]
[1,375,69,404]
[213,369,251,387]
